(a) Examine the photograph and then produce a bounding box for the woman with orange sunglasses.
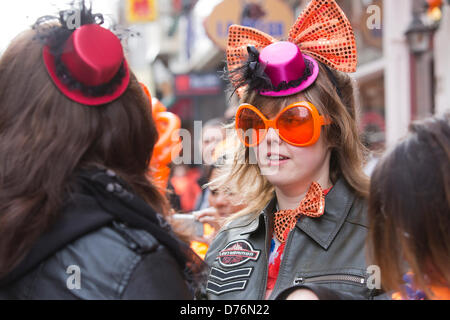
[204,0,382,300]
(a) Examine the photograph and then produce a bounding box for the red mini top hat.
[42,20,130,106]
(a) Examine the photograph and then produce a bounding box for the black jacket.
[205,178,384,300]
[0,169,198,300]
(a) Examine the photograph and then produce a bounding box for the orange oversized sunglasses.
[235,102,332,147]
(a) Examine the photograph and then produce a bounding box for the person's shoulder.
[332,178,369,228]
[209,198,274,248]
[39,223,167,299]
[69,222,160,259]
[222,213,259,232]
[346,193,369,228]
[76,223,193,299]
[212,212,262,243]
[205,213,261,265]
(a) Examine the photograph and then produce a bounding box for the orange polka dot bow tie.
[274,182,326,243]
[227,0,357,96]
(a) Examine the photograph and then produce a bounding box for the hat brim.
[43,46,130,106]
[259,54,319,97]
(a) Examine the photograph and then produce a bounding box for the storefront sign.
[361,0,383,49]
[175,73,222,96]
[204,0,294,51]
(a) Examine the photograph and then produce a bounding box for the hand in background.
[193,207,225,232]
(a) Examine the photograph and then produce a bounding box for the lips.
[265,153,290,167]
[267,153,290,161]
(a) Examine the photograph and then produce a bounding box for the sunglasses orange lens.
[237,108,266,146]
[277,107,314,145]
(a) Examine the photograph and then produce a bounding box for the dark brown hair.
[368,113,450,295]
[0,29,168,276]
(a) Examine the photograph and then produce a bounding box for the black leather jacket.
[0,171,194,300]
[0,224,193,300]
[205,178,382,300]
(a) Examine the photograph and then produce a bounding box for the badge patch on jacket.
[206,267,254,295]
[216,240,260,268]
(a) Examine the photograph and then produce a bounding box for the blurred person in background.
[0,2,205,300]
[191,158,247,260]
[168,164,202,213]
[169,119,231,260]
[368,113,450,300]
[167,118,225,213]
[201,118,227,167]
[188,128,243,259]
[195,118,227,211]
[194,160,248,237]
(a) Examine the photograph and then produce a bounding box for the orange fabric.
[190,241,209,260]
[391,271,450,300]
[190,224,215,260]
[203,223,215,237]
[227,26,277,98]
[428,286,450,300]
[273,182,325,243]
[287,0,357,73]
[170,169,202,212]
[391,292,403,300]
[190,223,216,260]
[140,83,182,191]
[227,0,357,97]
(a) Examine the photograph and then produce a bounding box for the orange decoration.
[141,82,152,102]
[151,97,167,115]
[190,223,215,260]
[227,0,357,97]
[140,83,182,190]
[274,182,325,243]
[190,241,209,260]
[427,0,442,8]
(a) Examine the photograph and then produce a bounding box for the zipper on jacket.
[293,274,366,286]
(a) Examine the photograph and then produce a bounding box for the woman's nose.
[265,127,281,145]
[215,194,229,206]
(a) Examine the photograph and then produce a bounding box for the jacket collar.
[297,178,356,249]
[239,197,276,236]
[239,178,356,250]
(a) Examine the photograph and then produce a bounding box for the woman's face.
[254,108,331,195]
[208,169,246,217]
[201,126,225,165]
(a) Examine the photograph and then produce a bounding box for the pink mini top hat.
[258,41,319,97]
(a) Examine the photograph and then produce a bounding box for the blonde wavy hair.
[212,63,369,222]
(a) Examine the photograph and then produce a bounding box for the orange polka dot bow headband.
[227,0,357,98]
